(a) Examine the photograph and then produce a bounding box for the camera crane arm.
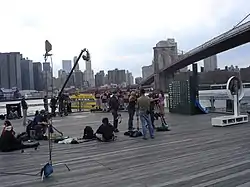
[56,48,90,103]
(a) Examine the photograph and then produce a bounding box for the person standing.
[50,96,57,116]
[109,91,120,132]
[95,90,101,110]
[136,89,154,140]
[101,92,108,112]
[43,96,48,112]
[127,91,137,131]
[21,96,28,128]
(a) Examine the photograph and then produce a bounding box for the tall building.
[95,70,105,87]
[33,62,43,91]
[58,69,67,88]
[204,55,217,72]
[75,70,84,89]
[142,65,153,79]
[73,56,79,71]
[20,58,34,90]
[84,60,95,87]
[43,62,51,72]
[108,69,126,85]
[62,60,72,73]
[42,62,52,91]
[126,71,134,85]
[0,52,22,89]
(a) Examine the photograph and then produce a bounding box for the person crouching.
[95,118,115,142]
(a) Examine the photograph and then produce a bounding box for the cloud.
[0,0,250,78]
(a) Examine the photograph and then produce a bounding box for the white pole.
[233,95,238,116]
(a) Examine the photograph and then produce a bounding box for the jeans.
[139,112,154,138]
[128,108,135,130]
[150,111,155,129]
[111,109,118,129]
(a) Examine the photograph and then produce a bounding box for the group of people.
[0,108,53,152]
[46,94,72,117]
[95,88,165,140]
[0,88,166,152]
[94,90,134,111]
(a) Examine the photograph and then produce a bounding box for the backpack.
[83,126,94,139]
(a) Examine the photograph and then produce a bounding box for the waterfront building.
[21,58,34,90]
[0,52,22,89]
[204,55,217,72]
[62,60,72,73]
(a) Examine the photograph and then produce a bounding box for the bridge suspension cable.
[233,13,250,29]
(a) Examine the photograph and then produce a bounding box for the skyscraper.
[126,71,134,85]
[43,62,51,72]
[142,65,153,79]
[75,70,84,89]
[108,69,126,85]
[21,58,34,90]
[204,55,218,72]
[62,60,72,73]
[33,62,43,91]
[84,60,95,87]
[95,70,105,87]
[73,56,79,71]
[0,52,22,89]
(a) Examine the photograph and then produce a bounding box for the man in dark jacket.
[95,118,115,141]
[50,96,57,116]
[21,96,28,127]
[109,91,120,132]
[43,96,48,112]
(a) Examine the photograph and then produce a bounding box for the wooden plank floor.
[1,112,250,187]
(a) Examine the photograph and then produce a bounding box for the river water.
[1,89,250,115]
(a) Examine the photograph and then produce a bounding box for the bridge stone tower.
[153,39,178,92]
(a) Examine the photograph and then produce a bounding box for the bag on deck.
[124,116,142,137]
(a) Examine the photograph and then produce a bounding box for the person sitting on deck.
[0,120,39,152]
[95,118,115,142]
[26,110,48,139]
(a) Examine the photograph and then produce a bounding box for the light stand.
[40,118,70,181]
[40,46,90,181]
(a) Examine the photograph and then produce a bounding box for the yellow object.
[70,93,96,110]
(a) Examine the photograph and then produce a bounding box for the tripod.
[40,48,90,181]
[40,119,70,181]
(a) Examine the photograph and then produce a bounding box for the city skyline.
[0,0,250,78]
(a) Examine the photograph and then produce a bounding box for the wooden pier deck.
[1,112,250,187]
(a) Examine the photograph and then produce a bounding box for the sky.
[0,0,250,78]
